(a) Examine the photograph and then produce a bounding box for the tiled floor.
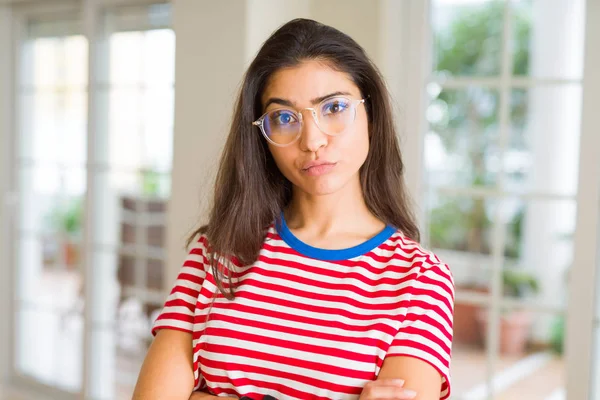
[450,345,565,400]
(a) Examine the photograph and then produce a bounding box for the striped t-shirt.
[153,217,454,399]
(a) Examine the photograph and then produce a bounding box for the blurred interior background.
[0,0,599,399]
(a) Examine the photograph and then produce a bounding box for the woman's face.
[260,60,369,197]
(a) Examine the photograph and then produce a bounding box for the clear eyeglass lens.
[262,97,356,145]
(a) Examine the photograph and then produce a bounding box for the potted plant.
[476,269,540,355]
[47,198,83,269]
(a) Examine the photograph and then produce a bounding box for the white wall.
[166,0,249,285]
[166,0,411,284]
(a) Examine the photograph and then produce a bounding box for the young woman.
[133,18,454,400]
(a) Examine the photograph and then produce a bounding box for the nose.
[298,109,327,152]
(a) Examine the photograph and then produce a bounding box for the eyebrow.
[264,91,353,110]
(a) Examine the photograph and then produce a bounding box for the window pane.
[508,86,582,196]
[16,277,83,392]
[143,29,175,85]
[15,23,87,394]
[426,192,496,315]
[432,0,504,77]
[512,0,585,79]
[504,198,575,309]
[19,35,88,166]
[427,193,496,255]
[426,87,500,188]
[18,166,85,236]
[109,31,144,85]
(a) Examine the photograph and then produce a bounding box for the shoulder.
[383,230,454,291]
[183,232,211,271]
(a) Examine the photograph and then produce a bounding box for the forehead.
[261,60,360,107]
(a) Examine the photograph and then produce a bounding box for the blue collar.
[275,213,396,261]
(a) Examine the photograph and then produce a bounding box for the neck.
[285,177,383,239]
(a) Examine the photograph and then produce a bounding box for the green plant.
[502,268,539,298]
[48,197,83,238]
[550,315,565,354]
[141,169,162,197]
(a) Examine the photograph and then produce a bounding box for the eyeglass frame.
[251,96,367,147]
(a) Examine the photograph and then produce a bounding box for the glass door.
[10,3,175,399]
[422,1,586,398]
[87,4,174,398]
[13,14,88,396]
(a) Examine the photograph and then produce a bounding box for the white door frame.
[0,3,15,389]
[566,0,600,399]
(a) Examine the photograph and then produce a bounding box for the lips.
[301,161,337,176]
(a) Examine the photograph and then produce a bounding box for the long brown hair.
[189,18,419,299]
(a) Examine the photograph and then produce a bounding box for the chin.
[297,177,351,197]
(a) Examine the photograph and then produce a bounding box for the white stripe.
[203,315,387,357]
[202,306,398,341]
[200,350,369,390]
[392,331,451,363]
[165,291,199,306]
[400,316,453,350]
[256,254,419,293]
[233,283,410,318]
[153,318,192,332]
[159,305,196,316]
[247,263,415,306]
[211,289,404,323]
[179,263,207,278]
[407,296,454,332]
[201,334,376,372]
[205,380,290,400]
[418,267,454,294]
[203,366,362,399]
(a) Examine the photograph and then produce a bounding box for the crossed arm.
[132,330,442,400]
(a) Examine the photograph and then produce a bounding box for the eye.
[322,98,350,115]
[270,110,298,125]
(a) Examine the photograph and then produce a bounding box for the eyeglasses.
[252,96,366,147]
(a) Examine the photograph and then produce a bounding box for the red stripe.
[388,339,450,368]
[169,284,200,299]
[155,312,193,324]
[403,312,453,343]
[201,357,364,396]
[200,343,376,380]
[258,251,419,287]
[164,297,196,312]
[208,302,398,335]
[399,325,452,355]
[205,312,390,349]
[245,263,416,302]
[204,327,379,364]
[231,288,403,321]
[236,277,406,313]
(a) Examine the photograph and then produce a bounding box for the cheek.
[343,120,370,165]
